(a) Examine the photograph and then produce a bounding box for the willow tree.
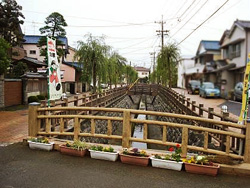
[74,34,110,93]
[156,43,180,87]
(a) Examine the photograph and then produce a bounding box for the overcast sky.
[16,0,250,68]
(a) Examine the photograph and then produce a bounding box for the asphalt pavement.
[1,143,250,188]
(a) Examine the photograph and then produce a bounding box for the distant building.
[177,56,195,88]
[219,19,250,97]
[134,66,150,79]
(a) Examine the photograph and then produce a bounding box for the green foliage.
[90,145,115,153]
[153,144,182,162]
[75,34,110,93]
[29,137,50,144]
[39,12,67,37]
[12,61,28,78]
[122,148,148,157]
[38,12,67,62]
[0,0,25,46]
[151,43,180,87]
[28,96,39,103]
[0,38,11,75]
[37,94,46,100]
[65,140,88,151]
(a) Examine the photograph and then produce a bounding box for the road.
[1,143,250,188]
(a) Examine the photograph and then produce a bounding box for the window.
[30,50,36,55]
[229,43,241,59]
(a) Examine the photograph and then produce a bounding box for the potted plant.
[150,144,183,171]
[60,140,88,157]
[28,137,54,151]
[119,148,150,166]
[89,145,119,162]
[184,155,220,176]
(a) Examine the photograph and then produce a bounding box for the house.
[134,66,150,83]
[23,35,68,63]
[177,56,195,88]
[219,20,250,97]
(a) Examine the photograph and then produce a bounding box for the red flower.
[168,147,174,152]
[176,144,180,148]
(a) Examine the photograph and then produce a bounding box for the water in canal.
[132,99,147,149]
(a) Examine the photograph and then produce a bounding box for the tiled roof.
[134,67,150,72]
[201,40,220,51]
[63,61,83,69]
[235,20,250,29]
[23,35,68,47]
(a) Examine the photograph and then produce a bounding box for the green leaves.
[0,38,11,75]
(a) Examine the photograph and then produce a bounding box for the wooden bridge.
[28,84,250,163]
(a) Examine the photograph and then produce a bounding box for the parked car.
[187,80,201,94]
[233,82,250,101]
[199,82,220,98]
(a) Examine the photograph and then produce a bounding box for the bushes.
[28,96,39,103]
[37,95,45,100]
[28,94,46,103]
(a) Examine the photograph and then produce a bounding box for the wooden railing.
[28,105,250,162]
[158,85,245,155]
[39,86,128,108]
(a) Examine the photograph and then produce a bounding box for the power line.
[171,0,208,38]
[155,15,169,51]
[178,0,229,45]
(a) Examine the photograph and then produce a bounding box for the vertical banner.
[47,37,62,101]
[238,53,250,125]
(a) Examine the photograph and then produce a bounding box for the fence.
[28,105,250,162]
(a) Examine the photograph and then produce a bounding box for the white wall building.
[134,67,150,79]
[177,56,195,88]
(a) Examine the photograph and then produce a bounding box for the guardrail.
[28,105,250,162]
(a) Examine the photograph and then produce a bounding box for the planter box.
[28,141,54,151]
[184,162,220,176]
[60,145,87,157]
[120,153,149,166]
[89,150,119,162]
[151,157,183,171]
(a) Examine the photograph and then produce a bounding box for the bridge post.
[74,95,79,106]
[199,104,204,116]
[122,110,131,148]
[244,121,250,163]
[50,100,56,131]
[191,101,196,112]
[187,98,190,107]
[221,112,229,151]
[181,127,188,158]
[28,102,40,137]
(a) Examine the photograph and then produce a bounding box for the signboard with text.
[47,37,62,101]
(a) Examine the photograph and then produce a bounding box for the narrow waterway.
[132,97,147,149]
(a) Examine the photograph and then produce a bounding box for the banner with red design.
[47,37,62,101]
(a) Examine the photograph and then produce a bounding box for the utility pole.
[149,52,156,72]
[155,15,169,51]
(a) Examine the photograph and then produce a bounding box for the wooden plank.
[162,125,167,142]
[107,120,112,136]
[204,131,208,150]
[143,123,147,140]
[122,110,131,148]
[91,119,95,135]
[226,135,230,154]
[181,127,188,158]
[46,117,51,133]
[74,117,80,140]
[60,117,64,133]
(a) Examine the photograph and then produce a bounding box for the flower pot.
[28,140,54,151]
[184,162,220,176]
[119,153,149,166]
[150,157,183,171]
[60,145,87,157]
[89,150,119,162]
